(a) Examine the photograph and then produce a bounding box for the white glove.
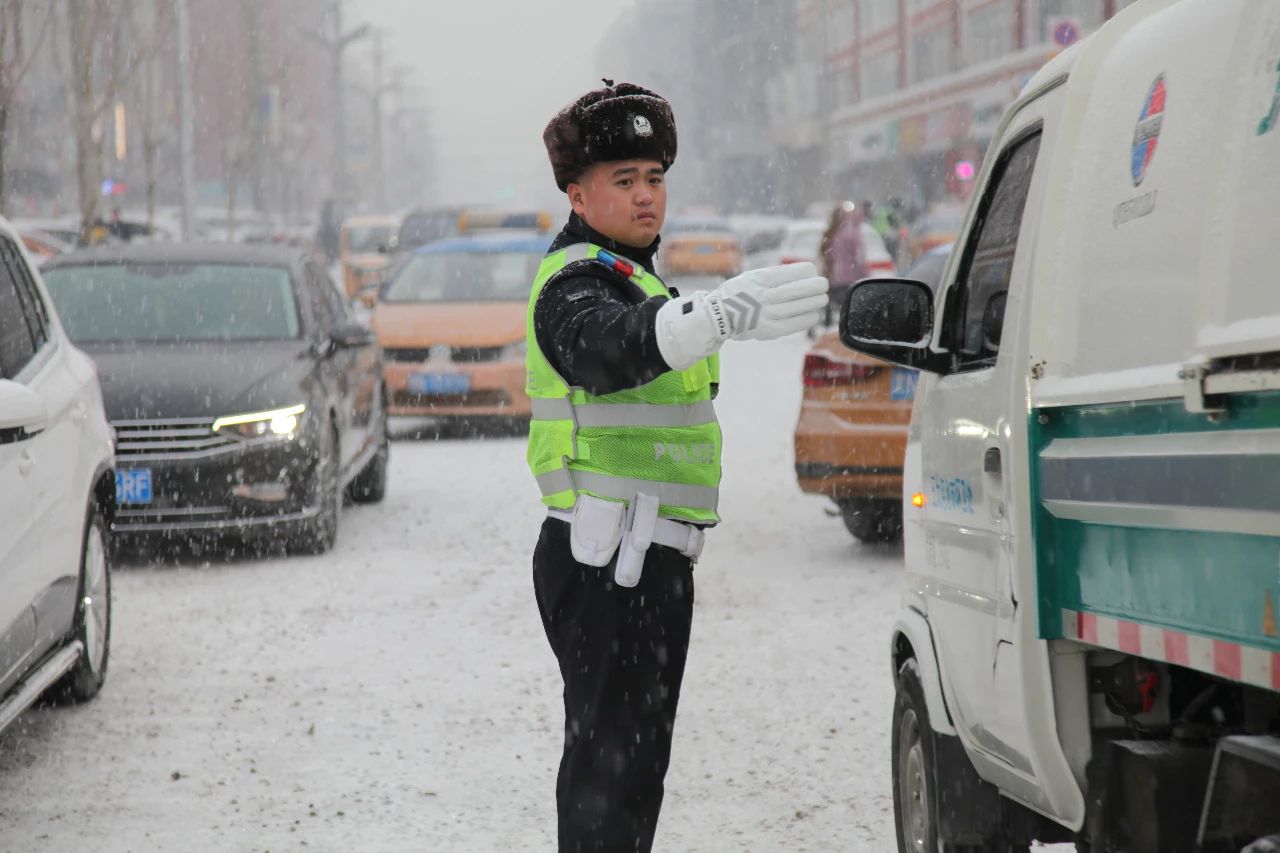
[654,262,830,370]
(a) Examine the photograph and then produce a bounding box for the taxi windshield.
[345,224,395,253]
[382,250,542,303]
[42,262,301,343]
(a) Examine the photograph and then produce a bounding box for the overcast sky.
[352,0,630,211]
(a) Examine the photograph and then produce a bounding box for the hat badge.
[633,114,653,137]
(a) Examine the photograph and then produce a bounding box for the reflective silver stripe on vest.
[531,398,717,428]
[531,397,576,421]
[578,401,717,428]
[536,468,575,496]
[535,467,718,511]
[572,470,719,511]
[560,243,592,263]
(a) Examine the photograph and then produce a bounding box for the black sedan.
[42,244,388,554]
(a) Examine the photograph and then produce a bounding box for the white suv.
[0,216,115,734]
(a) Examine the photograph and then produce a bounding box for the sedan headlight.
[212,404,307,440]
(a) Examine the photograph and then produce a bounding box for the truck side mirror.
[840,278,942,372]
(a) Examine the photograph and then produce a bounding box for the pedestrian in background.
[315,199,341,263]
[527,80,828,852]
[818,200,869,330]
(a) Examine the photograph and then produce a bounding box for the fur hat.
[543,80,677,192]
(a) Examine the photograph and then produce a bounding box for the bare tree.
[136,0,172,229]
[0,0,54,214]
[64,0,159,236]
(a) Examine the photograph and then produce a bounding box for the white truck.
[838,1,1280,850]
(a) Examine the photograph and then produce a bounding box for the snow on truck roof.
[1017,0,1280,407]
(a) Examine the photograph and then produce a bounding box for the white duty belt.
[548,507,706,561]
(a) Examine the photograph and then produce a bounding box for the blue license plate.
[409,372,471,395]
[693,244,717,254]
[890,368,919,401]
[116,468,153,505]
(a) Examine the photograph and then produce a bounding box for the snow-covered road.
[0,334,906,852]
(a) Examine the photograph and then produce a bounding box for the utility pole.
[388,75,431,209]
[176,0,195,240]
[370,31,388,210]
[307,1,368,212]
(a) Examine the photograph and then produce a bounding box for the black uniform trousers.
[532,517,695,853]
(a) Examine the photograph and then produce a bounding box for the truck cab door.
[917,108,1052,807]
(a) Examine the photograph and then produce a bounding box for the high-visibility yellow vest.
[525,242,721,524]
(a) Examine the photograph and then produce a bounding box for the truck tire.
[893,657,941,852]
[893,658,1031,853]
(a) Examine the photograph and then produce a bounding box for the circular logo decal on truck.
[1131,74,1166,186]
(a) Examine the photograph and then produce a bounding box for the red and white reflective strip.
[1062,609,1280,692]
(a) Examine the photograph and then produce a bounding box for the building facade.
[805,0,1139,213]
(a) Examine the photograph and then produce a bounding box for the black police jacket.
[533,213,675,396]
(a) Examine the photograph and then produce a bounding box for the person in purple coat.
[819,201,870,328]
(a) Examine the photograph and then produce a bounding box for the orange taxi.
[371,220,551,425]
[659,216,743,278]
[793,244,951,543]
[340,214,400,300]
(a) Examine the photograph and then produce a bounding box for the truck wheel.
[841,499,902,544]
[893,659,1038,852]
[893,657,939,853]
[51,507,112,704]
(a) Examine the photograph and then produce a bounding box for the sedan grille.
[384,347,433,363]
[450,346,505,363]
[112,418,236,460]
[384,345,507,364]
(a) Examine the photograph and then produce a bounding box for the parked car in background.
[372,227,548,431]
[747,218,896,278]
[41,244,388,555]
[196,209,276,244]
[659,215,743,280]
[728,213,790,257]
[340,214,400,301]
[17,227,75,266]
[906,202,966,263]
[11,217,84,248]
[0,216,116,737]
[394,206,465,255]
[792,243,950,543]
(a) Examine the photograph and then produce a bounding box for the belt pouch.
[569,494,626,567]
[615,493,659,588]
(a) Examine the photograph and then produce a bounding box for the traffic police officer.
[528,81,828,851]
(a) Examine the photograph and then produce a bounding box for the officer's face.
[568,159,667,248]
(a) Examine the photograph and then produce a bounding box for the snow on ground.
[0,334,907,851]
